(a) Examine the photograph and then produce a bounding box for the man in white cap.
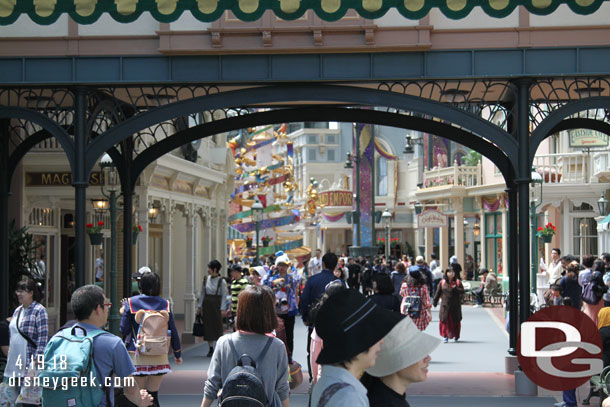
[362,316,441,407]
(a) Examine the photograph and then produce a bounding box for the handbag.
[192,315,204,337]
[16,367,41,405]
[288,360,303,390]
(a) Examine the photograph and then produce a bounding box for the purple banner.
[231,211,300,233]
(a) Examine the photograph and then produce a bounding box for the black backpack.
[220,335,274,407]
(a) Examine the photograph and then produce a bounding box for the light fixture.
[91,199,109,213]
[530,167,543,203]
[100,153,118,191]
[381,208,392,227]
[148,204,160,223]
[598,192,610,216]
[344,152,354,169]
[474,219,480,237]
[403,135,414,155]
[463,218,469,226]
[252,199,264,222]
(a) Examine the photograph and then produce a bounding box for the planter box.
[88,232,103,245]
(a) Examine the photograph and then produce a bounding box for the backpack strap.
[16,308,37,349]
[227,335,240,366]
[256,337,274,364]
[227,335,274,367]
[314,383,352,407]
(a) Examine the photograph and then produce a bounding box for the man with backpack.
[39,285,153,407]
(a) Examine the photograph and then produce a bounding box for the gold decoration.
[0,0,17,18]
[74,0,97,16]
[34,0,56,17]
[197,0,217,13]
[404,0,424,12]
[115,0,138,14]
[488,0,509,10]
[363,0,381,11]
[359,125,371,156]
[321,0,340,13]
[280,0,300,12]
[531,0,551,8]
[156,0,178,14]
[447,0,466,12]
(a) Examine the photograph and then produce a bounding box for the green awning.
[0,0,608,25]
[600,213,610,224]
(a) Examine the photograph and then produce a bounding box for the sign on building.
[569,129,609,148]
[417,209,448,228]
[318,190,353,207]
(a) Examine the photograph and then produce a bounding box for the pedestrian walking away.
[120,271,182,407]
[197,260,228,357]
[201,285,290,407]
[400,269,432,331]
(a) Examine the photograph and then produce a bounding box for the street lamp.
[530,168,543,294]
[598,192,609,217]
[382,208,392,260]
[148,203,160,224]
[99,153,120,335]
[252,199,263,266]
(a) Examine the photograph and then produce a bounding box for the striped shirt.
[230,278,250,313]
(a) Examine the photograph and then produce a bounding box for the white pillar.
[440,225,449,271]
[137,199,149,270]
[210,209,217,264]
[162,201,174,306]
[453,198,464,268]
[183,206,197,343]
[425,227,434,261]
[479,198,487,270]
[501,198,509,279]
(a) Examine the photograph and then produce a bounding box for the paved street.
[159,304,568,406]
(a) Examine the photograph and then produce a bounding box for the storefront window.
[377,157,388,196]
[32,234,55,308]
[573,217,598,258]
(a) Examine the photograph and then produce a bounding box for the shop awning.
[600,213,610,224]
[0,0,608,25]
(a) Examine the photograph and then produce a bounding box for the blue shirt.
[311,365,369,407]
[264,272,300,316]
[75,323,136,407]
[299,269,337,324]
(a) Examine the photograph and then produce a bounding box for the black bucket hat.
[315,289,402,364]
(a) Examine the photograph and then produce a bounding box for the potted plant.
[261,236,273,247]
[86,221,105,245]
[245,236,253,248]
[537,222,557,244]
[132,224,143,243]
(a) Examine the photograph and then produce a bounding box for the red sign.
[517,306,602,391]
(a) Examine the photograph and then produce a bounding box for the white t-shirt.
[4,316,28,378]
[308,257,323,276]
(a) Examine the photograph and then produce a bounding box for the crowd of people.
[2,249,610,407]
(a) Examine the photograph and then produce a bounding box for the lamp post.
[598,192,610,217]
[344,152,361,248]
[382,209,392,260]
[252,199,263,266]
[99,153,120,335]
[530,168,543,294]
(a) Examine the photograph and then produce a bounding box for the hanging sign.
[569,129,609,148]
[417,209,448,228]
[318,190,353,207]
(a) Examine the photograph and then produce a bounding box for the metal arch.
[547,117,610,138]
[0,107,75,171]
[530,97,610,164]
[86,84,518,175]
[130,106,515,189]
[8,129,53,188]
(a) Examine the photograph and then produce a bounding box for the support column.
[210,209,217,264]
[425,227,433,261]
[453,198,464,268]
[516,78,532,325]
[507,185,519,354]
[0,120,9,319]
[218,210,226,265]
[137,196,149,271]
[73,87,88,289]
[122,138,134,298]
[440,225,449,271]
[479,198,487,270]
[183,206,197,344]
[162,201,174,305]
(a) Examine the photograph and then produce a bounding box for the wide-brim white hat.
[366,316,441,377]
[250,266,267,281]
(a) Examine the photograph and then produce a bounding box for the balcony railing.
[422,163,481,188]
[533,152,592,184]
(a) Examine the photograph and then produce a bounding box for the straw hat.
[366,316,441,377]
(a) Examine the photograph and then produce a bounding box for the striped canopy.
[0,0,608,25]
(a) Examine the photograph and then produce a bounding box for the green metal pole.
[255,220,260,266]
[108,190,120,335]
[385,225,390,259]
[530,201,538,296]
[355,127,361,247]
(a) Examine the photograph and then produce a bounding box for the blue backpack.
[38,325,110,407]
[220,335,274,407]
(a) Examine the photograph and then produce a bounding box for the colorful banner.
[321,211,346,222]
[374,138,398,160]
[231,211,300,233]
[482,196,501,212]
[318,190,353,207]
[228,204,283,222]
[258,238,304,256]
[232,173,289,197]
[358,124,374,246]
